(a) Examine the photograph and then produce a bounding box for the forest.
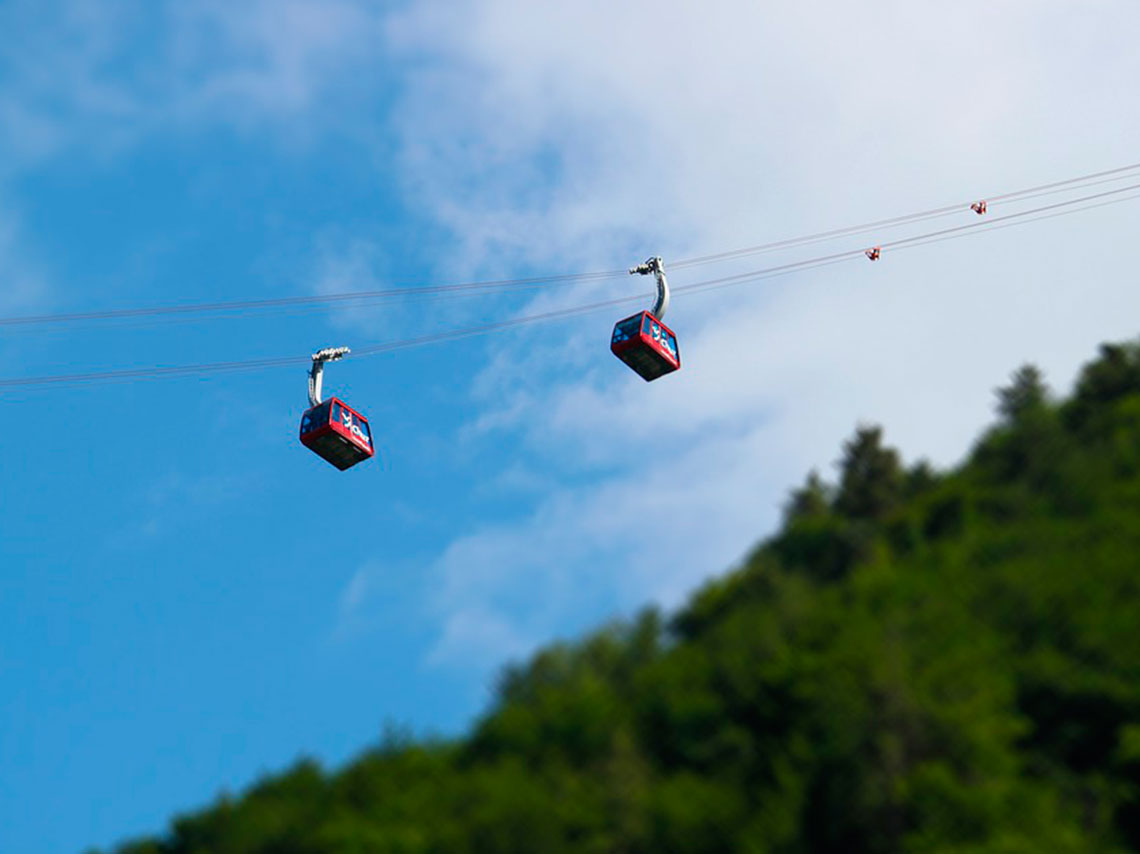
[99,340,1140,853]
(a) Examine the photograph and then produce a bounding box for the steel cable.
[4,181,1138,390]
[3,161,1140,330]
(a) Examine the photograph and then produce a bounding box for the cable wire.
[3,161,1140,330]
[667,160,1140,269]
[0,269,627,329]
[5,181,1137,391]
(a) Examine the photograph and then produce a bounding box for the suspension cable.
[4,183,1137,390]
[667,160,1140,270]
[0,270,627,328]
[3,161,1140,329]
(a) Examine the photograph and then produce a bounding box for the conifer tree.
[833,425,903,521]
[783,469,831,522]
[996,364,1049,422]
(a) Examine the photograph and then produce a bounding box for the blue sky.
[3,2,1140,852]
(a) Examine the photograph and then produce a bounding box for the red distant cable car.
[612,310,680,381]
[612,257,681,382]
[971,200,987,215]
[299,346,374,470]
[865,246,881,261]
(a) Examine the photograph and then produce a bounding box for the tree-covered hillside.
[101,342,1140,854]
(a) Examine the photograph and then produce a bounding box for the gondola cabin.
[299,397,374,470]
[611,310,681,381]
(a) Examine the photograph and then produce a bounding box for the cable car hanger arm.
[630,256,669,320]
[308,345,349,407]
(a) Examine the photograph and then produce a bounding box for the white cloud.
[4,0,1138,678]
[388,0,1140,283]
[0,0,390,167]
[102,467,254,549]
[0,0,141,165]
[305,232,404,338]
[0,209,49,314]
[372,0,1140,670]
[0,0,395,322]
[167,0,387,128]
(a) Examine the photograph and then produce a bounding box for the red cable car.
[612,257,681,382]
[611,310,680,381]
[300,397,374,470]
[299,347,374,471]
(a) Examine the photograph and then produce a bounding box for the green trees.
[834,425,905,522]
[997,364,1050,423]
[101,340,1140,853]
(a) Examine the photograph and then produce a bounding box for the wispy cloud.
[0,0,144,166]
[0,208,50,314]
[7,0,1140,691]
[386,0,1140,274]
[306,231,402,338]
[106,468,254,548]
[0,0,390,168]
[375,0,1140,674]
[0,0,395,321]
[167,0,387,129]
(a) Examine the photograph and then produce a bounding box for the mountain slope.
[104,343,1140,854]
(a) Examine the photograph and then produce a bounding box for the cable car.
[865,246,881,261]
[612,257,681,381]
[299,346,374,470]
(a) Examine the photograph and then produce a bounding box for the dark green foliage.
[783,470,832,523]
[101,342,1140,853]
[997,364,1050,423]
[1069,343,1140,431]
[834,425,905,521]
[903,459,940,500]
